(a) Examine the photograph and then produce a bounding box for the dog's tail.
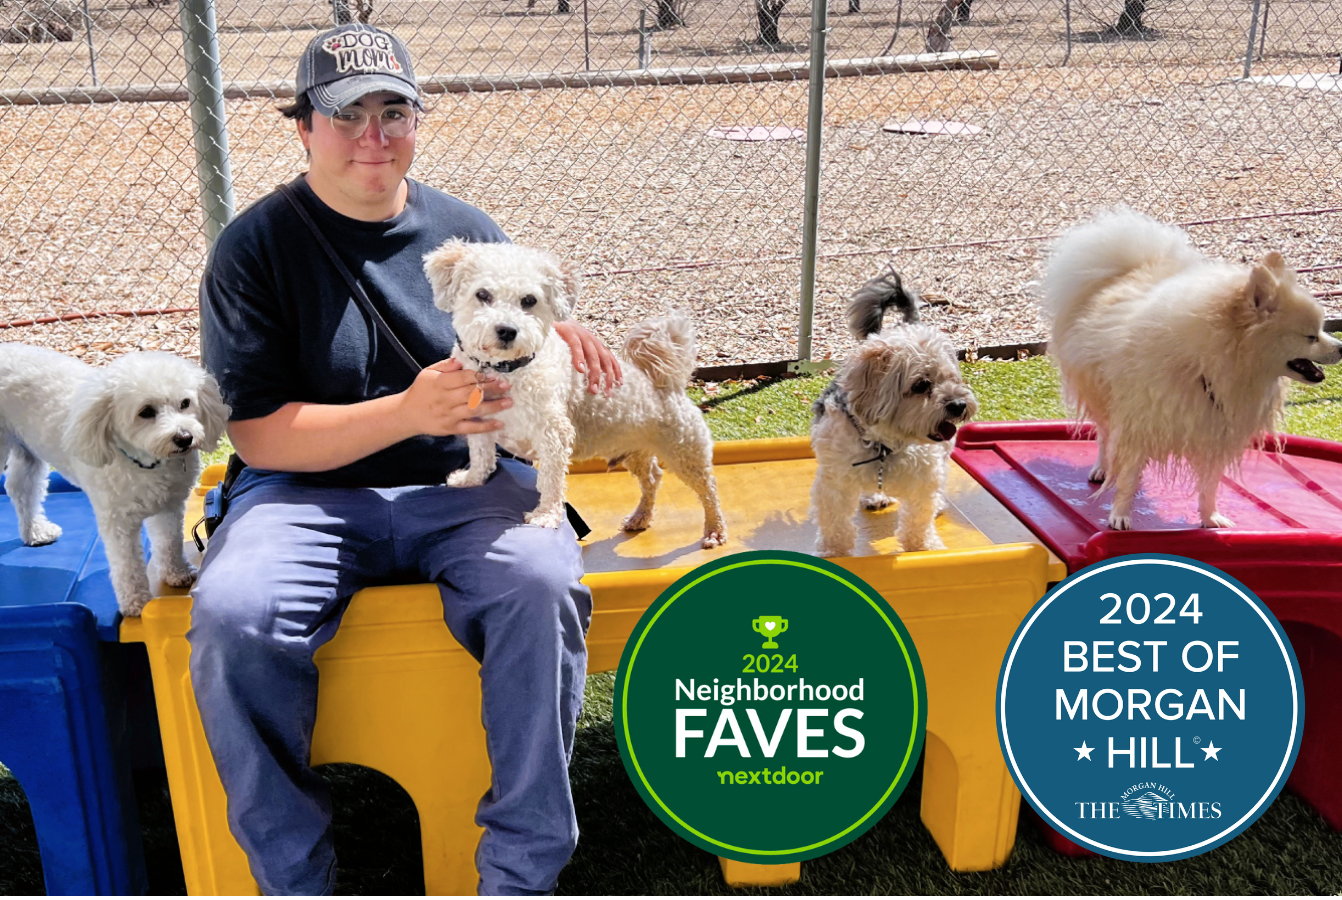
[846,266,921,340]
[624,310,697,392]
[1038,206,1201,325]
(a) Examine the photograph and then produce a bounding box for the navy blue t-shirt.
[200,175,508,488]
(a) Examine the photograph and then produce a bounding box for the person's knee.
[187,561,315,680]
[499,548,587,624]
[190,560,273,643]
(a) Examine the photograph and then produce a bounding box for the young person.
[192,23,617,894]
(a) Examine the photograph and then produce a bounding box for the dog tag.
[468,386,484,410]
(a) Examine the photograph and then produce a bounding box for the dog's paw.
[1088,463,1106,484]
[622,510,653,532]
[23,520,63,546]
[447,469,487,488]
[1202,512,1234,529]
[1108,512,1132,530]
[700,529,727,549]
[525,509,565,529]
[861,492,894,511]
[815,542,852,559]
[162,564,197,589]
[900,533,946,552]
[119,591,152,618]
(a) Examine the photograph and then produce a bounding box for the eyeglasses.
[328,104,418,140]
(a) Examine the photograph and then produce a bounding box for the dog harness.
[827,388,895,494]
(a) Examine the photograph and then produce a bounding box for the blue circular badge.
[998,554,1303,861]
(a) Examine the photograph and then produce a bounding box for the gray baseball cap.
[296,24,422,117]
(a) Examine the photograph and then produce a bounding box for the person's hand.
[398,358,512,437]
[554,320,623,396]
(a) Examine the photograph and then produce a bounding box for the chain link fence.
[1,0,1339,369]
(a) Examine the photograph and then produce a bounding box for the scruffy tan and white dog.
[0,343,228,615]
[423,240,727,548]
[810,269,978,557]
[1040,207,1342,530]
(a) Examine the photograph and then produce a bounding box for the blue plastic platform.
[1,473,149,894]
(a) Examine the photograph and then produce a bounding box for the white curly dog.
[424,240,727,548]
[0,343,228,615]
[811,269,978,557]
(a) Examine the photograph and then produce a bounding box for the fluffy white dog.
[423,240,727,548]
[1040,207,1342,530]
[0,343,228,615]
[811,269,978,557]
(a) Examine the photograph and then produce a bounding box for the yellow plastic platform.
[122,437,1064,894]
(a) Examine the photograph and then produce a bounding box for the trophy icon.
[752,615,788,649]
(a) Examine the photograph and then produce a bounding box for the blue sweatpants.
[186,460,592,895]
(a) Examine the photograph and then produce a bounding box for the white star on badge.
[1202,741,1222,761]
[1074,741,1094,761]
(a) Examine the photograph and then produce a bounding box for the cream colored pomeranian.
[1039,207,1342,530]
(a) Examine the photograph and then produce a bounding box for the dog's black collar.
[454,336,536,373]
[117,444,164,470]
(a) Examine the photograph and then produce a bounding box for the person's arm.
[228,359,511,472]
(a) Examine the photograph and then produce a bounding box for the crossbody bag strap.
[275,184,591,540]
[278,181,423,374]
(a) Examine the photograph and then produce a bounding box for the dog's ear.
[64,373,118,467]
[1248,261,1281,316]
[558,257,581,319]
[844,341,898,425]
[196,370,231,452]
[422,240,472,305]
[538,254,577,321]
[1262,251,1287,273]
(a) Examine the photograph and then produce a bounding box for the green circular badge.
[613,550,927,863]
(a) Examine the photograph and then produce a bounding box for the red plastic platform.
[953,421,1342,852]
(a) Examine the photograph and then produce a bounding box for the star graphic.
[1074,741,1094,761]
[1202,741,1222,761]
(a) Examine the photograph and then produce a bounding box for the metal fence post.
[1242,0,1263,79]
[80,0,98,85]
[1062,0,1072,66]
[793,0,829,371]
[583,0,591,71]
[638,8,650,69]
[178,0,235,244]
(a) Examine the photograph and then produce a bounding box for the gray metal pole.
[583,0,591,72]
[1257,0,1270,60]
[1062,0,1072,66]
[796,0,828,366]
[81,0,97,86]
[638,8,650,69]
[178,0,235,244]
[1242,0,1263,79]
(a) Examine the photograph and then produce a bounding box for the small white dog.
[811,269,978,557]
[0,343,228,615]
[1040,207,1342,530]
[423,240,727,548]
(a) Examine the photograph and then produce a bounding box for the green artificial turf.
[5,358,1342,895]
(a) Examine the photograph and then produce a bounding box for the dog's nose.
[173,431,194,450]
[496,325,517,345]
[945,399,967,417]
